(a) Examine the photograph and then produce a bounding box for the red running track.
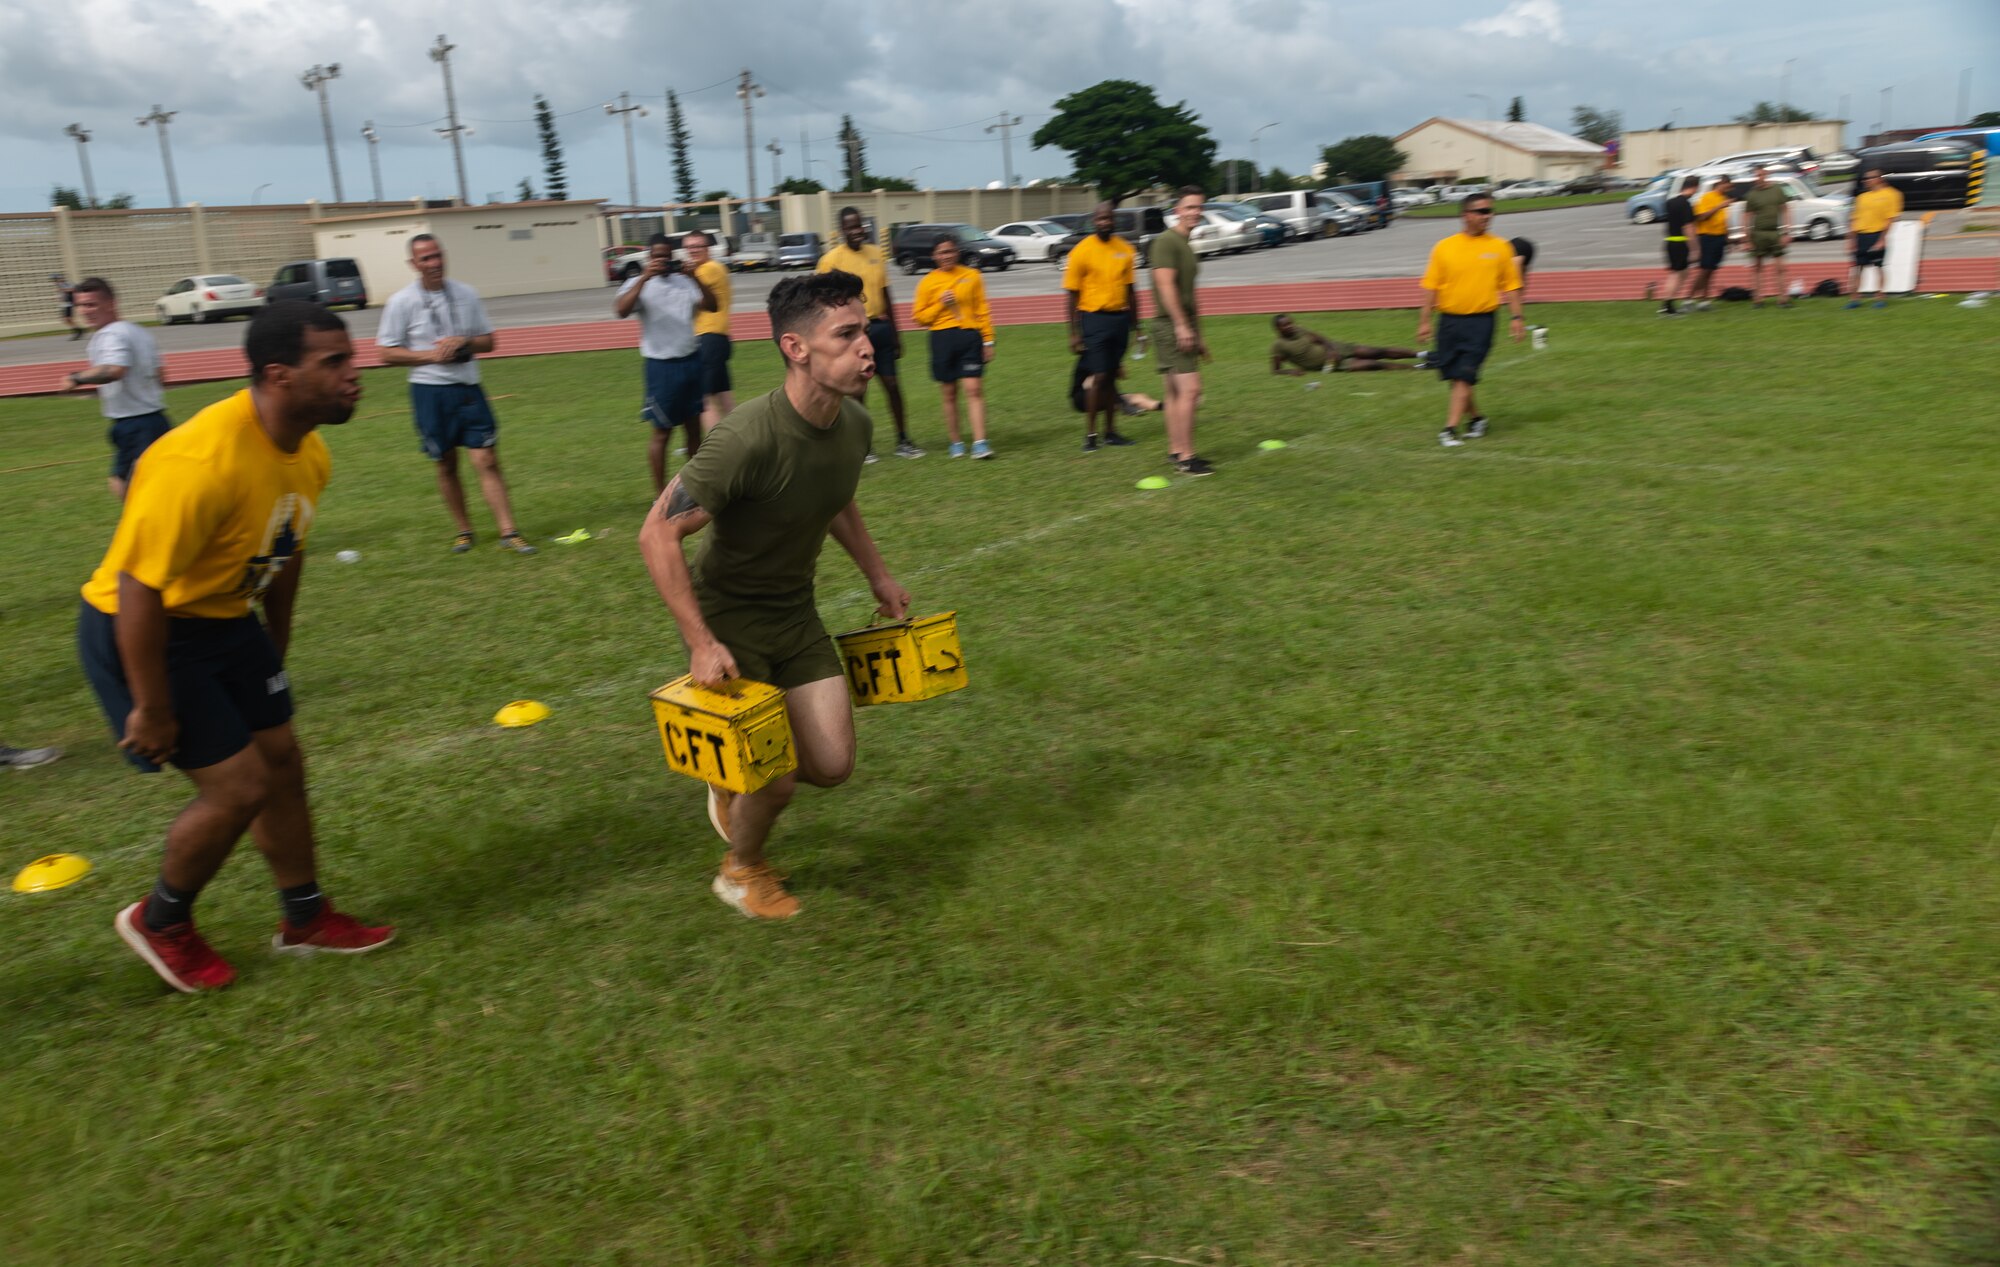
[3,258,1990,400]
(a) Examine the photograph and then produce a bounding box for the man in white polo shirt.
[59,277,171,499]
[614,232,719,495]
[377,233,535,555]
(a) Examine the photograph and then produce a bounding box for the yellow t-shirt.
[1852,186,1905,235]
[693,259,732,338]
[81,389,331,619]
[817,242,892,320]
[1420,232,1522,315]
[912,266,994,341]
[1692,190,1732,236]
[1062,233,1137,312]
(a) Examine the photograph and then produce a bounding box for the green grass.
[5,300,2000,1265]
[1402,192,1632,218]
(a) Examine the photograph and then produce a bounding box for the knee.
[797,748,854,788]
[470,448,501,472]
[206,762,274,821]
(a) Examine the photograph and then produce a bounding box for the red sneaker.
[115,900,237,993]
[272,906,396,957]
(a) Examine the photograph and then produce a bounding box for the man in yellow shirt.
[1846,169,1905,308]
[1416,193,1525,447]
[1688,175,1735,310]
[818,207,922,459]
[78,301,395,993]
[913,235,996,459]
[685,230,736,435]
[1064,200,1141,452]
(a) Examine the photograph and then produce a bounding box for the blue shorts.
[644,355,704,430]
[77,603,292,773]
[866,318,900,379]
[697,333,733,396]
[929,327,985,383]
[1697,235,1728,271]
[410,383,498,459]
[1853,231,1885,267]
[1434,312,1495,385]
[108,412,172,480]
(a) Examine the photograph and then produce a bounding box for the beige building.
[1616,121,1849,177]
[1393,119,1605,185]
[310,201,604,303]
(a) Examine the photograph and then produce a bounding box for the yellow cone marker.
[493,700,551,728]
[1135,476,1171,490]
[13,853,92,894]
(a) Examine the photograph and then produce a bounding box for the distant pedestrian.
[1064,200,1141,452]
[1509,237,1536,296]
[57,277,171,499]
[1741,167,1793,307]
[52,273,81,339]
[1845,168,1903,308]
[1656,175,1700,315]
[614,233,721,493]
[684,230,736,435]
[819,207,922,459]
[1148,185,1214,476]
[912,234,995,460]
[1416,193,1525,447]
[377,234,537,554]
[1688,175,1735,310]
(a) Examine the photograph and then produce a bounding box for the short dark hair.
[73,276,114,300]
[647,232,671,249]
[683,229,712,246]
[1680,175,1699,190]
[838,206,863,223]
[408,232,440,255]
[768,270,863,343]
[931,232,959,251]
[1864,168,1884,180]
[1177,185,1204,201]
[247,300,347,383]
[1461,193,1493,211]
[1271,313,1291,329]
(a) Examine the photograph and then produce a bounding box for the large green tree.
[1507,96,1526,122]
[1733,102,1818,125]
[1212,158,1258,194]
[667,90,696,204]
[773,176,825,195]
[1317,135,1407,184]
[1570,105,1623,146]
[1032,80,1215,202]
[534,95,566,201]
[51,185,133,210]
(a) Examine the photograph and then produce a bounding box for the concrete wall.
[1617,121,1848,177]
[1393,122,1598,185]
[312,202,602,303]
[778,186,1106,240]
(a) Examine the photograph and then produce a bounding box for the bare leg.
[1446,381,1474,432]
[879,373,909,443]
[244,723,317,889]
[700,390,736,440]
[724,677,853,869]
[109,475,128,500]
[964,379,988,443]
[466,446,519,535]
[648,429,670,496]
[1162,370,1200,457]
[434,450,474,534]
[159,743,273,893]
[939,382,963,445]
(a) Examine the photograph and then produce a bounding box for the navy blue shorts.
[866,318,900,379]
[410,383,498,459]
[644,354,704,430]
[698,333,733,396]
[1697,235,1728,271]
[929,327,985,383]
[1853,231,1885,267]
[108,412,172,480]
[1078,310,1132,376]
[1434,312,1495,385]
[77,603,292,773]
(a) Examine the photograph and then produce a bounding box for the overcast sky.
[2,0,1994,210]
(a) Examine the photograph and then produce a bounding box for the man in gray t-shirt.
[58,277,171,499]
[614,233,720,493]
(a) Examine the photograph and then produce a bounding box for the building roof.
[308,199,604,225]
[1396,118,1605,156]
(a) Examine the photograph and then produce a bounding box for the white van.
[1695,173,1849,241]
[1240,190,1331,239]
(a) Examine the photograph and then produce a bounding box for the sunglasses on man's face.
[1466,207,1493,215]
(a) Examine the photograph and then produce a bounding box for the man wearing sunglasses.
[1415,195,1525,447]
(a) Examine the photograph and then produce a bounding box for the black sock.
[280,882,325,928]
[144,877,199,931]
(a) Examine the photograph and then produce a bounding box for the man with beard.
[1064,200,1140,452]
[81,301,395,992]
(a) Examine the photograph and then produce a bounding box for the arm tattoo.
[659,477,702,522]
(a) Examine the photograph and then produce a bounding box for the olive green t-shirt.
[1743,184,1788,233]
[678,386,873,606]
[1148,228,1199,320]
[1272,332,1326,371]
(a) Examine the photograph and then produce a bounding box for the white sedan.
[988,220,1072,262]
[156,274,264,324]
[1189,208,1257,256]
[1494,180,1567,200]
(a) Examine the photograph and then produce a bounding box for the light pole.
[1881,85,1893,133]
[985,112,1022,187]
[252,183,272,205]
[766,138,783,192]
[136,104,181,207]
[1779,58,1795,146]
[1961,69,1974,125]
[429,35,470,205]
[63,124,96,208]
[604,91,649,207]
[301,63,345,202]
[1250,122,1279,195]
[360,121,383,202]
[909,165,927,189]
[1466,93,1494,185]
[737,69,765,226]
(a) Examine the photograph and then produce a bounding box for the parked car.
[1048,205,1166,267]
[1318,189,1378,231]
[988,219,1072,262]
[890,223,1015,273]
[1322,182,1394,228]
[1555,170,1620,195]
[729,231,774,269]
[611,231,744,281]
[266,258,366,310]
[1700,146,1821,178]
[1043,213,1089,234]
[1494,179,1566,200]
[776,232,824,268]
[1434,183,1492,202]
[1207,202,1286,248]
[1818,150,1861,178]
[1683,173,1848,241]
[1390,187,1437,208]
[1624,174,1680,224]
[155,274,264,324]
[1187,207,1257,256]
[1852,138,1985,209]
[1240,190,1332,239]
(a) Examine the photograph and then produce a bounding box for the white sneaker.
[707,785,733,844]
[1439,429,1465,448]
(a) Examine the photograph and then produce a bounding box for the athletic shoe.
[1118,398,1145,416]
[1656,306,1680,317]
[864,453,880,464]
[895,440,926,458]
[1872,300,1887,309]
[1103,431,1137,446]
[451,531,475,554]
[971,440,994,460]
[1173,455,1216,477]
[1466,416,1489,439]
[948,442,967,458]
[115,900,236,993]
[498,532,537,555]
[272,906,397,956]
[713,856,801,920]
[1695,301,1712,312]
[1844,300,1862,310]
[1412,352,1434,369]
[1082,437,1100,453]
[1439,429,1464,448]
[707,784,733,844]
[0,745,61,770]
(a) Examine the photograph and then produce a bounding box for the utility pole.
[429,35,470,204]
[1881,86,1892,134]
[136,105,182,207]
[604,91,648,207]
[301,63,346,202]
[1250,122,1279,195]
[766,138,783,191]
[737,69,764,226]
[360,121,383,202]
[1779,58,1794,147]
[1960,69,1973,124]
[800,122,811,184]
[986,111,1023,186]
[63,124,97,208]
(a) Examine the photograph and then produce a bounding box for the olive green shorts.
[693,594,842,690]
[1149,316,1203,375]
[1749,229,1787,260]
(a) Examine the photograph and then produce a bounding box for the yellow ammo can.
[833,612,968,707]
[647,676,797,794]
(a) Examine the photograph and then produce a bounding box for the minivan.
[1240,190,1330,239]
[266,258,366,309]
[1852,139,1985,209]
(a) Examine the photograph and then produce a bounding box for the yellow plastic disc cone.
[1135,476,1171,490]
[13,853,92,894]
[493,700,551,728]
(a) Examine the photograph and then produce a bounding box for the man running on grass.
[638,271,911,920]
[1269,314,1427,374]
[80,301,394,992]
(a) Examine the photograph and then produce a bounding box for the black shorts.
[643,355,703,430]
[1853,231,1885,267]
[865,318,900,379]
[698,332,733,396]
[929,327,985,383]
[108,412,172,480]
[410,383,498,458]
[1434,312,1495,385]
[1697,235,1728,271]
[77,603,293,773]
[1077,310,1132,377]
[1664,239,1691,272]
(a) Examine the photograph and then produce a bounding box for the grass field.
[4,298,1999,1265]
[1401,192,1632,218]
